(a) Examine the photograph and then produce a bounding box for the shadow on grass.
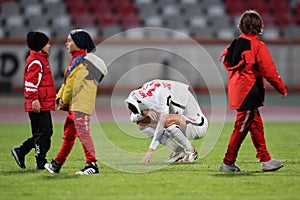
[0,169,40,175]
[212,171,262,177]
[41,174,80,180]
[0,169,80,179]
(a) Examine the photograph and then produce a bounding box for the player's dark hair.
[238,10,264,35]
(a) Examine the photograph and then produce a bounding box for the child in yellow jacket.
[45,29,107,175]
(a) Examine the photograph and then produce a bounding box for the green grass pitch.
[0,122,299,200]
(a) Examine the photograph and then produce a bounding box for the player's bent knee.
[163,114,186,129]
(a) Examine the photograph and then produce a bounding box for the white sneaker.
[75,162,99,175]
[220,162,243,172]
[261,159,286,172]
[165,151,185,163]
[180,150,198,163]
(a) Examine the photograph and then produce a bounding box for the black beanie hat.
[70,29,96,53]
[27,31,49,52]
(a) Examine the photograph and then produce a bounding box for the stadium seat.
[136,3,159,18]
[53,25,73,39]
[262,26,281,39]
[51,14,71,27]
[216,27,234,39]
[45,2,67,17]
[206,4,226,17]
[23,3,42,17]
[0,0,299,39]
[101,24,122,38]
[27,16,50,30]
[72,13,95,27]
[164,15,187,29]
[144,15,163,27]
[181,4,205,16]
[119,13,141,30]
[124,28,145,39]
[5,15,24,28]
[7,26,29,38]
[0,1,20,16]
[181,0,197,4]
[144,27,170,38]
[161,5,180,17]
[190,27,213,38]
[95,12,119,26]
[0,27,5,38]
[189,16,207,28]
[284,25,300,38]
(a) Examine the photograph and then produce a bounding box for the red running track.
[0,106,299,124]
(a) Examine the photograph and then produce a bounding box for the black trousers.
[20,111,53,168]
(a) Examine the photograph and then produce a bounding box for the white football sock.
[142,127,183,152]
[141,127,155,138]
[164,138,184,152]
[165,124,194,152]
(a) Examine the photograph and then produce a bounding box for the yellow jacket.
[56,63,97,115]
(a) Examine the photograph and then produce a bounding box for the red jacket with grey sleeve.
[24,50,56,111]
[220,34,287,110]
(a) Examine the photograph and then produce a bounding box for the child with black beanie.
[12,31,56,170]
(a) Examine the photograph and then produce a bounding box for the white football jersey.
[124,80,200,150]
[128,79,190,116]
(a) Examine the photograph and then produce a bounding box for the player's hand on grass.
[139,148,154,164]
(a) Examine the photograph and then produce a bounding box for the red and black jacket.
[24,50,56,112]
[220,34,287,110]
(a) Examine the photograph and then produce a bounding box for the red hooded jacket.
[24,50,56,111]
[220,34,287,110]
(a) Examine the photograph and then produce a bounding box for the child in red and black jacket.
[12,31,56,170]
[219,10,287,172]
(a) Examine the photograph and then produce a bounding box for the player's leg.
[182,92,208,140]
[162,113,197,162]
[249,109,285,171]
[45,111,76,174]
[221,109,254,172]
[12,112,37,169]
[75,113,96,163]
[249,108,271,162]
[140,126,184,162]
[55,111,77,164]
[34,111,53,169]
[73,112,98,175]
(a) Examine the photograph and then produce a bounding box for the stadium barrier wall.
[0,39,299,93]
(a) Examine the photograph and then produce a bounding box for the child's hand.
[281,92,287,98]
[32,100,40,113]
[58,99,69,110]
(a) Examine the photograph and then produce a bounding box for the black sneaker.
[36,164,45,170]
[44,159,62,174]
[76,162,99,175]
[11,147,26,169]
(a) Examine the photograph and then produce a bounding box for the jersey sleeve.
[24,60,43,101]
[130,112,145,122]
[256,43,287,95]
[147,88,170,150]
[149,119,165,150]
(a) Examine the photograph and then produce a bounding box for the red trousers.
[55,111,97,164]
[223,108,271,165]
